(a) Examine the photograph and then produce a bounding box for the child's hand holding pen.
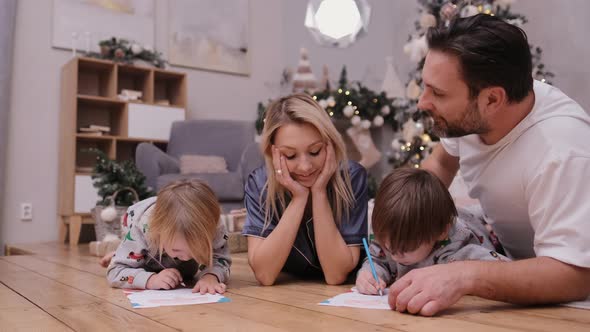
[360,238,386,296]
[356,269,387,295]
[146,268,185,290]
[143,249,187,288]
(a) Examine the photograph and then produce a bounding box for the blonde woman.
[107,179,231,294]
[243,94,368,285]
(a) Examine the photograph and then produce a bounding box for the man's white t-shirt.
[441,80,590,267]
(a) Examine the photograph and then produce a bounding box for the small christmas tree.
[85,148,154,206]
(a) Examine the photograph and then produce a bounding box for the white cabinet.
[74,175,101,213]
[127,104,185,140]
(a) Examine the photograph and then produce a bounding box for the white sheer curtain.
[0,0,17,253]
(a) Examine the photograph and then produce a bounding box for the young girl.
[243,93,368,286]
[356,168,508,295]
[107,179,231,294]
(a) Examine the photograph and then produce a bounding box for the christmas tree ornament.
[403,35,428,63]
[402,119,424,141]
[346,126,382,169]
[419,13,437,29]
[292,48,318,93]
[318,99,328,109]
[440,2,459,24]
[381,56,406,99]
[460,5,479,18]
[100,205,118,222]
[373,115,384,127]
[406,79,422,100]
[391,138,402,151]
[361,119,372,129]
[381,105,391,116]
[327,96,336,107]
[343,105,355,118]
[351,115,362,126]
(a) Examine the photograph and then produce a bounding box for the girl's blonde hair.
[260,93,355,229]
[147,179,220,265]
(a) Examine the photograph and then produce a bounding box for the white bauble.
[318,99,328,109]
[460,5,479,18]
[351,116,361,126]
[406,79,422,100]
[380,105,390,116]
[327,96,336,107]
[343,105,354,118]
[373,115,384,127]
[419,13,437,29]
[131,44,143,55]
[391,139,402,151]
[100,206,118,222]
[403,35,428,63]
[361,120,371,129]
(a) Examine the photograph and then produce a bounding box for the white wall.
[0,0,284,248]
[2,0,590,248]
[511,0,590,111]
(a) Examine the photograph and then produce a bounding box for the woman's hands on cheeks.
[311,142,337,195]
[272,145,308,199]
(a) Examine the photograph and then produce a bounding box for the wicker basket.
[92,187,139,241]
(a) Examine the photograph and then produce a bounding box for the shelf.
[116,137,168,144]
[76,134,115,140]
[77,96,125,136]
[77,58,116,97]
[60,57,186,223]
[154,70,186,107]
[117,64,153,103]
[77,94,125,106]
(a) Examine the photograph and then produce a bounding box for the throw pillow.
[179,154,229,174]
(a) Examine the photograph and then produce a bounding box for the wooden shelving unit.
[58,57,187,245]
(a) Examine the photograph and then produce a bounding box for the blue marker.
[362,237,383,296]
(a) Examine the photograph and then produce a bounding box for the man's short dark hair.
[427,14,533,102]
[372,168,457,254]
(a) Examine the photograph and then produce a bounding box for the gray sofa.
[136,120,263,212]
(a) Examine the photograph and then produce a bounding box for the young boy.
[356,168,508,295]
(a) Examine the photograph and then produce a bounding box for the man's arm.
[421,144,460,188]
[389,256,590,316]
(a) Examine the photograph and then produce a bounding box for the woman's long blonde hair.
[147,179,220,265]
[260,93,355,230]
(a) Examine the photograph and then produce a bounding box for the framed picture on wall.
[53,0,155,53]
[168,0,250,76]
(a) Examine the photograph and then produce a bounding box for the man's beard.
[427,100,490,138]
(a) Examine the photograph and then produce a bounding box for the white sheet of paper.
[124,288,230,308]
[319,288,390,310]
[561,296,590,310]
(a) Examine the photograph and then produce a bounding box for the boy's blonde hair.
[372,168,457,254]
[259,93,354,229]
[147,179,220,265]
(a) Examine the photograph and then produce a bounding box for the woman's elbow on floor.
[324,274,347,285]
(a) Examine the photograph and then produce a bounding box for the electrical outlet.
[20,203,33,221]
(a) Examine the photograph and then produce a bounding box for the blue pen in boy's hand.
[362,238,383,296]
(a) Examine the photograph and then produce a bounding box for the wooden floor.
[1,243,589,331]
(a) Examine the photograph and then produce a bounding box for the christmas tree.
[388,0,554,168]
[85,148,154,206]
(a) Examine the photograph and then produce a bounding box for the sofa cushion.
[157,172,244,201]
[179,154,229,174]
